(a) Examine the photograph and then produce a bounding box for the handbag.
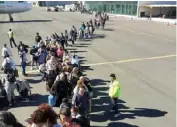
[14,69,19,77]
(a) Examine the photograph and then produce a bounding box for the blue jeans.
[21,62,26,75]
[40,70,46,80]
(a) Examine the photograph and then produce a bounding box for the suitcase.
[48,94,56,107]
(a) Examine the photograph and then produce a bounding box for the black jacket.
[52,80,72,98]
[18,44,29,53]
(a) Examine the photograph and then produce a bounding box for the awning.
[140,4,177,8]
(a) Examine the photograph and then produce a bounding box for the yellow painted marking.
[84,54,176,67]
[12,54,176,74]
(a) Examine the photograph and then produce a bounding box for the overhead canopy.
[140,4,177,8]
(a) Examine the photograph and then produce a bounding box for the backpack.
[7,73,16,83]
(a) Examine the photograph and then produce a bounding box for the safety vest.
[109,80,120,98]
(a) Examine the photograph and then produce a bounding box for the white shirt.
[73,84,89,95]
[84,27,89,33]
[19,51,27,63]
[2,57,16,69]
[1,47,12,57]
[71,56,79,65]
[46,59,56,71]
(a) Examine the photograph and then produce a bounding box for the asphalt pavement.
[0,7,176,127]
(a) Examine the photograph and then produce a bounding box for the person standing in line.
[1,54,15,74]
[2,72,16,107]
[37,45,47,66]
[30,46,38,70]
[72,25,77,41]
[69,28,75,45]
[60,33,66,50]
[19,46,28,76]
[7,29,17,48]
[1,44,12,58]
[65,30,69,47]
[109,73,121,117]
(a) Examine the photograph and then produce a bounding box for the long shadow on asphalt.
[90,78,167,126]
[26,79,41,84]
[81,66,94,72]
[80,43,92,46]
[0,20,52,24]
[14,94,48,108]
[73,45,89,48]
[92,122,139,127]
[70,50,87,53]
[91,34,106,40]
[78,56,86,59]
[90,79,110,86]
[102,28,115,31]
[91,96,167,123]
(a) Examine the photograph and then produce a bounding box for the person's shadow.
[90,97,167,122]
[92,122,139,127]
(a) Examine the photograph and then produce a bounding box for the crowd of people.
[0,13,121,127]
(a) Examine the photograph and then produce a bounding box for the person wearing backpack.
[1,54,15,74]
[2,72,16,107]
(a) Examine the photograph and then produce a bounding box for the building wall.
[38,1,73,7]
[85,1,138,16]
[139,1,176,5]
[138,1,176,17]
[138,6,151,16]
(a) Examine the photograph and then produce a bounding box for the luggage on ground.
[48,94,56,107]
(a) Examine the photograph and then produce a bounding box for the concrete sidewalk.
[108,13,176,25]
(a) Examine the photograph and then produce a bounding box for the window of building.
[111,4,115,13]
[122,4,125,14]
[103,4,106,12]
[116,4,121,14]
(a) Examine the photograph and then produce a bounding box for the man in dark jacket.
[52,73,72,106]
[60,33,66,50]
[46,70,57,91]
[17,41,29,53]
[69,29,75,45]
[30,46,38,70]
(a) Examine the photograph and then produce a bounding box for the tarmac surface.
[0,8,176,127]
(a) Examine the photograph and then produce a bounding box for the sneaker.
[114,113,121,117]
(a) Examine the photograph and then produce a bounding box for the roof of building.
[140,4,177,8]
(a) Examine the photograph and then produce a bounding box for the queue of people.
[0,14,122,127]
